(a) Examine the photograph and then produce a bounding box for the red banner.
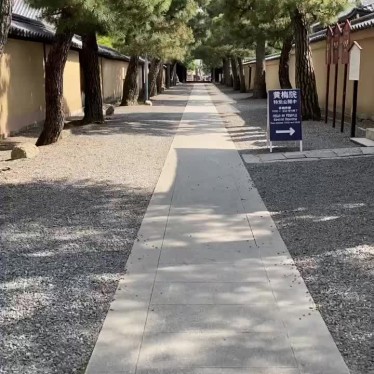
[341,20,352,64]
[332,23,342,64]
[326,26,333,65]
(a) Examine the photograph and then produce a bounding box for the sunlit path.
[85,84,349,374]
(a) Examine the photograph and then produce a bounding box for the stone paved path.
[85,84,350,374]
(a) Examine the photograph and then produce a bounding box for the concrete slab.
[283,151,307,159]
[258,153,287,161]
[159,244,261,265]
[366,128,374,140]
[151,282,275,305]
[350,137,374,147]
[332,147,363,157]
[145,304,286,333]
[362,146,374,154]
[137,370,299,374]
[304,150,337,158]
[137,332,297,370]
[155,261,269,282]
[290,334,350,374]
[242,154,261,163]
[84,333,143,374]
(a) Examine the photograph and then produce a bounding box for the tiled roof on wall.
[243,10,374,64]
[10,14,54,42]
[310,12,374,43]
[10,0,131,62]
[13,0,43,20]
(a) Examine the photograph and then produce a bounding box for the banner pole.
[341,64,348,132]
[325,64,331,124]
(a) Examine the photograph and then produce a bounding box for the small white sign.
[349,41,362,81]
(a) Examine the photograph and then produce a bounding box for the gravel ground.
[0,85,191,374]
[208,84,356,153]
[211,84,374,374]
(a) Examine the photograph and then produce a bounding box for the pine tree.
[27,0,114,145]
[285,0,348,119]
[112,0,173,105]
[146,0,198,97]
[25,2,76,146]
[0,0,12,55]
[75,2,112,125]
[223,0,274,98]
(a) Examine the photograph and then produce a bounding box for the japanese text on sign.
[268,89,302,143]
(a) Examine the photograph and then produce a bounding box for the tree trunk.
[36,31,73,146]
[166,64,171,88]
[0,0,11,55]
[292,8,321,120]
[157,62,164,94]
[237,57,246,93]
[149,58,162,97]
[279,33,293,89]
[171,62,177,86]
[81,32,104,124]
[231,57,240,90]
[121,55,140,106]
[253,38,267,98]
[223,57,231,86]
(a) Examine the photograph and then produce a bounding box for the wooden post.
[351,80,358,137]
[332,24,341,128]
[248,66,252,91]
[332,63,339,128]
[341,64,348,132]
[348,41,362,138]
[340,20,352,132]
[325,27,333,124]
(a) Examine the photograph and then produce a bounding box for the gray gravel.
[211,84,374,374]
[0,85,191,374]
[208,85,356,154]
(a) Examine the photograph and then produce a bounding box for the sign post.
[340,20,352,132]
[144,54,149,103]
[349,41,362,137]
[325,27,333,124]
[332,23,342,128]
[268,89,302,152]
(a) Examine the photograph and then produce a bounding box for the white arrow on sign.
[276,127,295,136]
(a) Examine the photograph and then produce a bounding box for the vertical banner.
[325,27,333,123]
[326,26,333,65]
[332,23,341,64]
[341,20,352,64]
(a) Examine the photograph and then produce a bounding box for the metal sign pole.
[325,65,331,124]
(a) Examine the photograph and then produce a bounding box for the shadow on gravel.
[210,85,355,152]
[0,180,150,374]
[247,157,374,374]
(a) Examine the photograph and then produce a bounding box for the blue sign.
[268,89,302,142]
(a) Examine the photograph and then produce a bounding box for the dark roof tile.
[10,0,132,63]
